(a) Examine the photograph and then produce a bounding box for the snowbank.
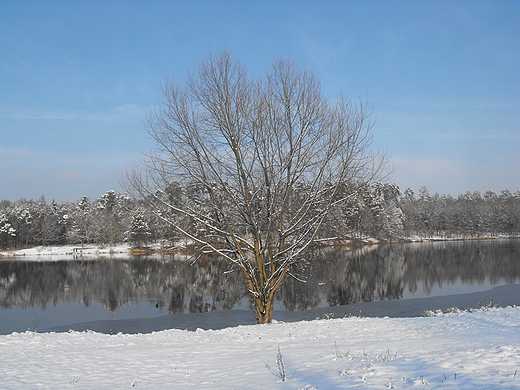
[1,306,519,389]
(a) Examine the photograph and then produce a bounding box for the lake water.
[1,239,519,334]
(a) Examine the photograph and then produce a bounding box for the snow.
[0,244,131,260]
[1,306,519,389]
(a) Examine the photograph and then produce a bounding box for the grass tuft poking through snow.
[276,346,286,382]
[421,297,502,317]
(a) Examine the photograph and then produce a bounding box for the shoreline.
[1,235,519,260]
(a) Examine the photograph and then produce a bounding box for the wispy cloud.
[391,156,468,179]
[0,169,35,180]
[0,104,146,122]
[0,145,32,156]
[376,103,520,144]
[395,98,519,115]
[50,171,109,182]
[389,155,520,195]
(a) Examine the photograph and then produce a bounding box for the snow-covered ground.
[1,306,519,389]
[0,244,132,260]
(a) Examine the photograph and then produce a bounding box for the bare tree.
[127,51,388,323]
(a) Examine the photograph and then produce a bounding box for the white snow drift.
[1,306,519,389]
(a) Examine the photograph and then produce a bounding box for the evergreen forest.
[1,185,519,250]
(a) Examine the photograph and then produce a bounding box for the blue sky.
[1,0,519,202]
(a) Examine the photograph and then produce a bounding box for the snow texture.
[0,244,131,260]
[1,306,519,389]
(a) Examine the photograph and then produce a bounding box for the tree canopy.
[128,52,388,323]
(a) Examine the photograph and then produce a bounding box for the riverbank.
[0,244,131,259]
[1,305,518,389]
[2,235,518,259]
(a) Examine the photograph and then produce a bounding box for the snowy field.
[1,306,519,389]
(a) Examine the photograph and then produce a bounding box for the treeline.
[0,190,136,249]
[1,185,519,250]
[400,187,520,238]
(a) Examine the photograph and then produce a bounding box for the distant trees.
[0,191,139,249]
[400,187,520,238]
[0,197,68,248]
[341,182,404,240]
[65,196,93,245]
[127,51,388,323]
[91,190,133,245]
[1,185,519,251]
[127,212,152,248]
[0,210,16,248]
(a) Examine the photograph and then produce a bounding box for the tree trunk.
[252,292,276,324]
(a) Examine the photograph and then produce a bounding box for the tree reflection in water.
[1,240,519,315]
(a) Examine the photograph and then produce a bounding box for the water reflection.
[0,256,246,314]
[1,240,519,316]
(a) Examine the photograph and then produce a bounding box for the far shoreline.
[2,235,520,261]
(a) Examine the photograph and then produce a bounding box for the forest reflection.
[1,240,519,315]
